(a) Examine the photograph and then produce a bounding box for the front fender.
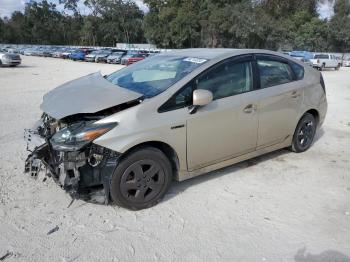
[94,127,187,174]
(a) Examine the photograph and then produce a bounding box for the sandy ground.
[0,56,349,262]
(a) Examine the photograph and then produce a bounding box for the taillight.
[317,59,320,64]
[320,74,326,94]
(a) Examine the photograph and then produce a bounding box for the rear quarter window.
[290,62,304,80]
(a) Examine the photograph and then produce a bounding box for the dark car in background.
[37,48,52,57]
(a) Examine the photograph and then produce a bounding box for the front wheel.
[291,113,317,153]
[110,147,172,210]
[335,64,340,70]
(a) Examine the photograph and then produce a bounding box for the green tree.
[329,0,350,52]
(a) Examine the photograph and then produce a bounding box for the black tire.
[335,64,340,70]
[319,64,325,71]
[291,113,317,153]
[110,147,172,210]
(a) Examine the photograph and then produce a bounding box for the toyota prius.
[25,49,327,209]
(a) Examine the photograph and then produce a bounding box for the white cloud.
[0,0,27,18]
[0,0,148,17]
[133,0,149,12]
[0,1,332,19]
[317,0,335,19]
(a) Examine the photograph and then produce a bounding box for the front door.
[186,56,259,171]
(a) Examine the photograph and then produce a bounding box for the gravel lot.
[0,56,349,262]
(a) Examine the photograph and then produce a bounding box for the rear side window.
[290,62,304,80]
[257,60,294,88]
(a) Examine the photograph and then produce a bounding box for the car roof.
[159,48,285,60]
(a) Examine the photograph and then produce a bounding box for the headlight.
[50,121,117,151]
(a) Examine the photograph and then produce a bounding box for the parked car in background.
[7,48,20,54]
[95,50,113,63]
[0,49,21,66]
[23,48,35,56]
[120,51,146,65]
[106,51,126,64]
[292,56,313,67]
[85,50,100,62]
[37,48,52,57]
[52,48,65,58]
[343,57,350,67]
[84,49,110,62]
[120,51,138,65]
[25,49,327,209]
[126,53,148,65]
[310,53,341,70]
[69,49,95,61]
[69,50,86,61]
[62,49,76,59]
[289,51,313,67]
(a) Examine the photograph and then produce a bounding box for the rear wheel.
[291,113,317,153]
[110,147,172,210]
[335,64,340,70]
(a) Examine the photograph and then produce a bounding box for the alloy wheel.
[297,120,315,150]
[120,159,165,203]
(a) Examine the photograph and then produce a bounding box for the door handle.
[291,91,301,98]
[243,104,257,113]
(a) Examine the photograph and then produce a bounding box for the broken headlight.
[50,121,117,151]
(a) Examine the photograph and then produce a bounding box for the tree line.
[0,0,349,52]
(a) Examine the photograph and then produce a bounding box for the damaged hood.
[41,72,142,119]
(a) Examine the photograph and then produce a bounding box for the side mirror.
[189,89,213,114]
[193,89,213,106]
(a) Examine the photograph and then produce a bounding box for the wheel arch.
[120,141,180,179]
[302,108,320,125]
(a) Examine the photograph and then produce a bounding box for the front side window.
[196,61,253,100]
[106,55,207,98]
[257,60,294,88]
[159,59,254,112]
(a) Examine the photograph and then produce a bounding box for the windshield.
[106,55,208,98]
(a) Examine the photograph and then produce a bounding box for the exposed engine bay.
[24,100,140,204]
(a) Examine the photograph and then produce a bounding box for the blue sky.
[0,0,334,19]
[0,0,148,17]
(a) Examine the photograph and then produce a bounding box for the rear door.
[254,54,304,149]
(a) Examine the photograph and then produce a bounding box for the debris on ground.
[47,225,60,235]
[0,251,13,261]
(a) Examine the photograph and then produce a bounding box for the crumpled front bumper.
[24,128,120,204]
